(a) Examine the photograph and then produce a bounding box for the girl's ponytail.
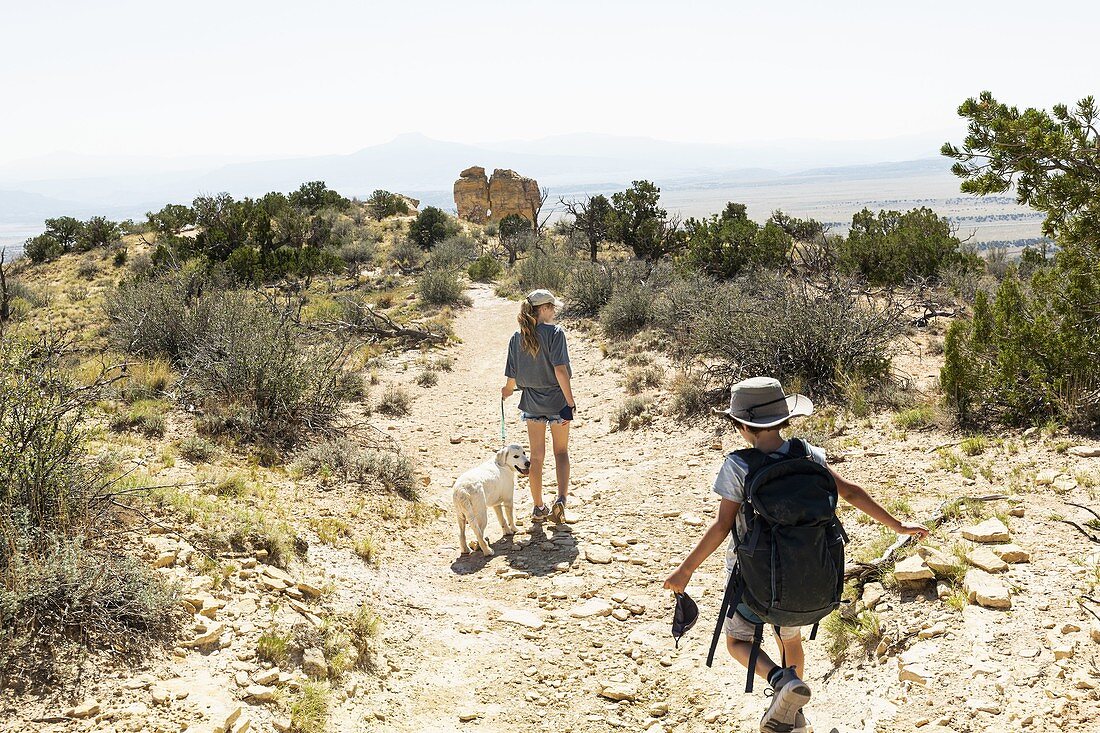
[519,300,540,356]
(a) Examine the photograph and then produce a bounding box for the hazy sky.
[2,0,1097,165]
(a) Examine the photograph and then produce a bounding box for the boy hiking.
[664,377,928,733]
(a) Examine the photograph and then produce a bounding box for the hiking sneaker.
[531,504,550,523]
[760,667,812,733]
[549,496,567,524]
[793,709,811,733]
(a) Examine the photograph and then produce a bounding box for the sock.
[767,666,785,687]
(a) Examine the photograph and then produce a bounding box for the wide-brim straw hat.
[713,376,814,428]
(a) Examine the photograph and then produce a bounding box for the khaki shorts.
[723,606,802,642]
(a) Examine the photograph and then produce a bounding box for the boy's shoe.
[759,667,812,733]
[793,709,811,733]
[531,505,550,523]
[549,496,567,524]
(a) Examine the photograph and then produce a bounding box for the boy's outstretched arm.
[663,498,739,594]
[829,466,929,537]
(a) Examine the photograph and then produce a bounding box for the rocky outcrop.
[454,166,491,223]
[454,167,541,224]
[487,169,541,223]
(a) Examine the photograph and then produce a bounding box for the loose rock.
[961,518,1011,544]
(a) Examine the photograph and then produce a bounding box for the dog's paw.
[503,528,516,537]
[481,547,494,557]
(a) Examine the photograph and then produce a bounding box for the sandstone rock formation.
[454,167,541,224]
[454,166,491,223]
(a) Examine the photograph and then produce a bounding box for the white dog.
[452,443,531,556]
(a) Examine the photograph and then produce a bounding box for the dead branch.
[1059,519,1100,544]
[321,296,446,344]
[844,494,1007,583]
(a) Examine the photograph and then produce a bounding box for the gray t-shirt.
[712,440,828,572]
[504,324,571,416]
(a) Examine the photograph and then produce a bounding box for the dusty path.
[343,285,909,733]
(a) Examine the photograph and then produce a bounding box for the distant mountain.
[0,131,964,224]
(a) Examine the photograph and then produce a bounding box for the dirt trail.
[350,285,908,733]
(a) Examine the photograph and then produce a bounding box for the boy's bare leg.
[778,634,805,680]
[725,636,779,682]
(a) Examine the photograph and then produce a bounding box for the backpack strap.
[745,622,764,693]
[706,570,744,668]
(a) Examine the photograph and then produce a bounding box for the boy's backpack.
[706,438,847,692]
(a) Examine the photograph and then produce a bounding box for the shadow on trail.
[446,522,581,577]
[504,522,580,577]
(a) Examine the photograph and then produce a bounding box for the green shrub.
[109,268,351,448]
[337,239,377,277]
[177,436,218,462]
[468,254,503,282]
[942,256,1100,430]
[894,405,935,429]
[23,233,63,263]
[109,399,168,437]
[409,206,456,250]
[415,369,439,387]
[291,681,330,733]
[365,190,410,221]
[566,263,616,316]
[679,203,791,279]
[387,237,423,271]
[257,628,292,666]
[600,286,653,336]
[0,337,181,689]
[295,438,416,498]
[624,365,663,394]
[428,235,479,270]
[517,252,570,293]
[838,207,980,285]
[612,396,653,431]
[688,272,904,399]
[670,372,709,416]
[0,538,182,690]
[417,268,470,307]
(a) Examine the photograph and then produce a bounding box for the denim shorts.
[521,411,566,425]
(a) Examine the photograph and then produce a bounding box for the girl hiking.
[664,376,928,733]
[501,289,576,524]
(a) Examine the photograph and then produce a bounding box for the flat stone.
[272,717,292,732]
[917,546,958,577]
[154,550,178,569]
[1008,505,1025,517]
[964,569,1011,609]
[499,609,545,630]
[253,668,280,685]
[612,608,631,621]
[259,575,290,591]
[1068,445,1100,457]
[966,546,1009,573]
[990,544,1030,563]
[584,547,613,565]
[962,518,1011,543]
[894,555,935,583]
[65,700,101,719]
[1035,468,1059,485]
[681,512,705,527]
[597,682,638,701]
[182,621,226,648]
[570,599,613,619]
[302,647,328,679]
[862,582,885,609]
[296,581,324,598]
[966,699,1001,714]
[898,663,931,685]
[918,622,947,639]
[1053,475,1078,491]
[458,710,479,721]
[245,685,277,702]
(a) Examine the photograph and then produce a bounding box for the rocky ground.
[5,285,1100,733]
